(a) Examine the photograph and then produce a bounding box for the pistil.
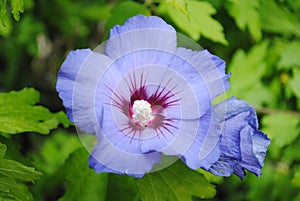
[132,100,154,127]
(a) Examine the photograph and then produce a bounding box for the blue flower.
[56,15,269,178]
[208,97,270,178]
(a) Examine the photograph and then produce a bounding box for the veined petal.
[105,15,177,59]
[181,109,221,170]
[109,15,175,38]
[88,134,161,177]
[208,97,270,178]
[140,118,199,157]
[174,48,230,101]
[239,128,269,176]
[166,48,229,118]
[99,103,155,154]
[72,52,113,134]
[56,49,92,122]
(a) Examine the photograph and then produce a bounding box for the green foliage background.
[0,0,300,200]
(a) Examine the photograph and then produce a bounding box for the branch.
[254,106,300,118]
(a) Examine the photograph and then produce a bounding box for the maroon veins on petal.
[103,70,180,140]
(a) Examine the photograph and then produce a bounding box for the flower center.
[132,100,154,127]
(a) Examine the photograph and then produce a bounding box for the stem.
[254,106,300,118]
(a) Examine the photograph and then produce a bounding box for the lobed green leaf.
[164,0,188,15]
[225,0,261,41]
[262,113,300,149]
[0,142,6,158]
[0,142,41,201]
[260,0,300,36]
[292,167,300,188]
[32,130,83,175]
[0,176,33,201]
[227,41,273,105]
[0,159,42,182]
[197,168,224,185]
[0,0,7,24]
[0,88,71,135]
[106,174,139,201]
[159,0,228,45]
[136,160,216,201]
[278,41,300,69]
[0,88,39,105]
[58,148,108,201]
[11,0,23,21]
[290,68,300,100]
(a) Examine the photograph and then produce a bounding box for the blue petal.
[208,97,270,178]
[181,109,221,170]
[57,49,114,134]
[71,52,114,134]
[239,128,269,176]
[105,15,176,59]
[140,118,200,157]
[97,103,154,154]
[109,15,175,38]
[174,48,230,100]
[252,131,270,166]
[56,49,92,122]
[167,48,230,119]
[88,155,145,178]
[88,134,161,177]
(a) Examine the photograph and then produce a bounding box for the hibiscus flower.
[56,15,270,178]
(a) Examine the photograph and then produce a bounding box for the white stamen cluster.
[132,100,154,127]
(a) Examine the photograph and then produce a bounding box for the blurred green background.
[0,0,300,200]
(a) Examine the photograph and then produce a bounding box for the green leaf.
[0,0,7,24]
[282,140,300,165]
[0,136,31,166]
[136,161,216,201]
[229,41,268,90]
[292,167,300,188]
[0,13,13,37]
[76,4,112,21]
[290,68,300,101]
[159,0,228,45]
[0,142,41,201]
[225,0,261,41]
[259,0,300,36]
[106,174,139,201]
[0,159,42,182]
[0,88,71,135]
[11,0,23,21]
[105,1,148,36]
[290,68,300,109]
[0,143,42,182]
[278,41,300,69]
[262,113,300,149]
[0,142,6,158]
[164,0,188,15]
[32,130,83,175]
[197,168,224,185]
[0,87,39,105]
[58,148,108,201]
[287,0,300,11]
[0,176,33,201]
[227,41,273,105]
[246,163,295,201]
